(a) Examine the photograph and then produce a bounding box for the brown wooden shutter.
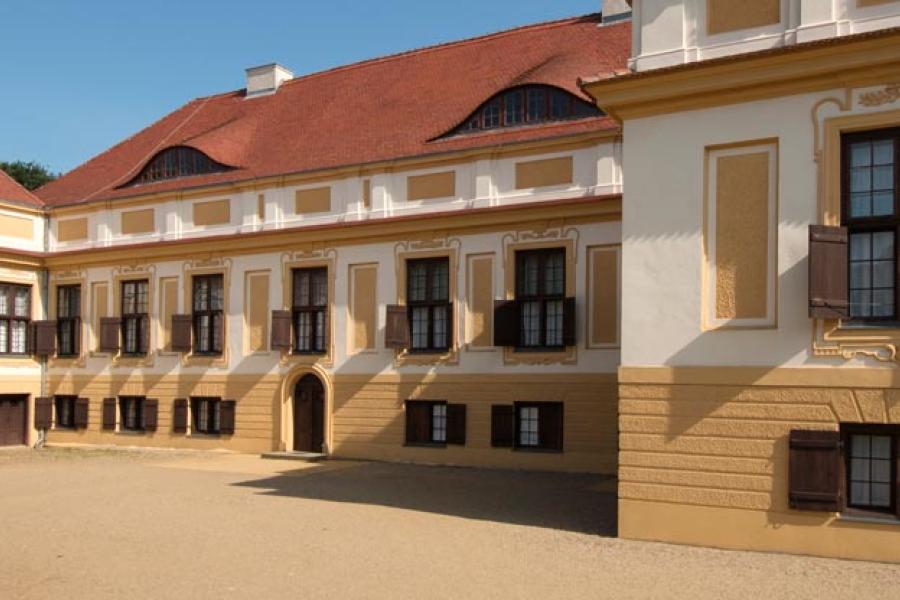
[74,397,89,429]
[220,400,236,435]
[102,397,117,430]
[170,315,192,353]
[539,403,564,451]
[32,320,57,356]
[99,317,121,353]
[809,225,849,319]
[562,297,576,347]
[34,396,52,429]
[385,305,410,349]
[405,401,430,444]
[446,403,466,445]
[270,310,292,351]
[144,398,159,431]
[789,429,842,511]
[493,300,519,347]
[138,316,150,354]
[172,398,188,433]
[491,404,514,447]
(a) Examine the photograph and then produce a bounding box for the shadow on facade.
[232,461,618,536]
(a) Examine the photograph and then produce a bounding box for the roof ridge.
[279,13,602,89]
[0,167,43,207]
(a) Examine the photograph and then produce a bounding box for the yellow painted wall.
[618,367,900,562]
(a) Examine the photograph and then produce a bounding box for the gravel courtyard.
[0,447,897,599]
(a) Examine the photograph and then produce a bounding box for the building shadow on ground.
[232,461,617,536]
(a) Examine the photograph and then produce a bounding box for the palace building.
[4,0,900,564]
[0,12,628,474]
[584,0,900,563]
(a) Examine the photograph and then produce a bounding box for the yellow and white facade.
[586,0,900,563]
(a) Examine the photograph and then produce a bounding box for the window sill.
[513,346,567,353]
[115,430,148,436]
[513,446,563,454]
[838,321,900,331]
[404,442,447,449]
[837,513,900,526]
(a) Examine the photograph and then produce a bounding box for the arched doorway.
[293,374,325,453]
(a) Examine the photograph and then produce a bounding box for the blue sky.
[0,0,602,175]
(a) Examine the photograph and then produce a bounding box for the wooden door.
[293,375,324,452]
[0,395,26,446]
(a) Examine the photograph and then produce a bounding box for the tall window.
[843,129,898,320]
[407,258,450,352]
[127,146,231,186]
[292,268,328,353]
[843,425,897,514]
[192,397,221,435]
[515,402,563,451]
[516,248,565,349]
[121,280,149,355]
[192,275,224,355]
[119,396,145,432]
[0,284,30,355]
[57,285,80,357]
[450,85,602,137]
[55,396,77,429]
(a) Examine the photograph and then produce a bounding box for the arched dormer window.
[444,85,603,137]
[126,146,232,186]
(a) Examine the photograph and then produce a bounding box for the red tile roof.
[0,168,43,208]
[37,14,629,208]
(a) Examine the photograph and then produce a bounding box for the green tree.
[0,160,58,191]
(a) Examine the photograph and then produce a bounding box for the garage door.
[0,395,26,446]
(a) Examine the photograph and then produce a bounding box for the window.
[292,268,328,353]
[191,397,221,435]
[55,396,77,429]
[121,280,149,355]
[126,146,231,186]
[514,402,563,451]
[842,129,898,321]
[407,258,451,352]
[119,396,145,432]
[0,284,30,355]
[444,85,603,137]
[516,248,565,349]
[192,275,224,355]
[57,285,80,357]
[843,425,898,514]
[405,400,448,445]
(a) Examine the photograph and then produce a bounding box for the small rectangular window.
[504,90,524,126]
[121,280,149,355]
[843,424,898,514]
[191,397,221,435]
[292,268,328,354]
[514,402,563,452]
[119,396,145,432]
[405,400,448,445]
[406,258,451,352]
[515,248,565,349]
[0,284,30,355]
[192,275,224,355]
[55,395,77,429]
[57,285,81,356]
[482,99,501,129]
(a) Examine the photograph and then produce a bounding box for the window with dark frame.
[121,280,149,355]
[56,285,80,357]
[0,284,30,355]
[843,425,898,515]
[192,275,224,355]
[127,146,231,186]
[842,128,899,321]
[407,258,451,352]
[450,85,602,137]
[515,248,565,349]
[292,268,328,354]
[191,397,221,435]
[514,402,563,452]
[119,396,145,432]
[55,395,77,429]
[405,400,447,445]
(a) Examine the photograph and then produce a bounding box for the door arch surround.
[280,365,333,454]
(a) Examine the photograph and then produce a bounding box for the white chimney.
[601,0,632,24]
[245,63,294,98]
